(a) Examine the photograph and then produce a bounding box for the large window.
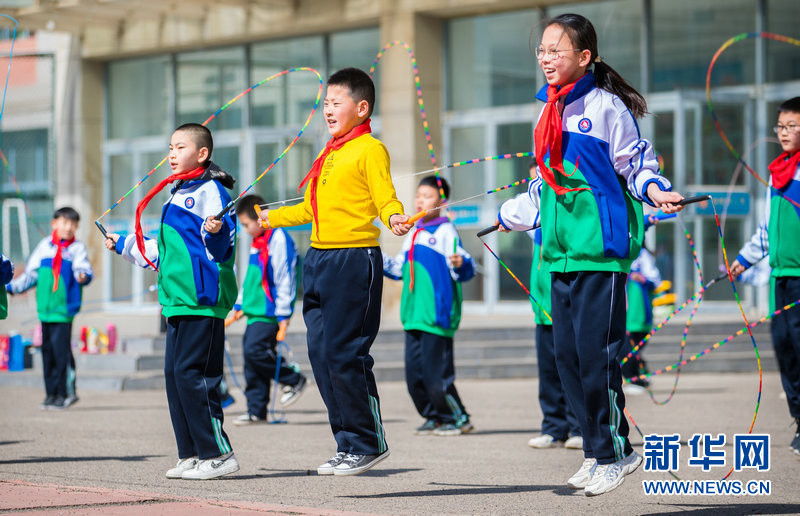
[107,56,170,139]
[652,0,756,92]
[447,10,541,110]
[0,52,54,263]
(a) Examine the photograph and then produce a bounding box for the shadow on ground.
[0,455,163,465]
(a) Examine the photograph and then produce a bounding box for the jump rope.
[7,30,793,475]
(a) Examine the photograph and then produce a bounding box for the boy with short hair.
[259,67,410,476]
[731,96,800,456]
[105,123,240,479]
[383,176,475,437]
[7,207,93,409]
[233,194,307,425]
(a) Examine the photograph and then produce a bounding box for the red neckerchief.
[51,230,75,293]
[251,229,275,303]
[768,151,800,190]
[534,81,590,195]
[297,119,372,240]
[134,164,206,271]
[407,227,424,292]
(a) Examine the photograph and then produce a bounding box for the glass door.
[645,90,755,308]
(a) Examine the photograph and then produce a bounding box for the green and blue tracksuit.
[1,254,13,320]
[114,161,238,460]
[236,228,303,419]
[8,236,93,400]
[736,169,800,418]
[384,216,475,425]
[501,71,673,464]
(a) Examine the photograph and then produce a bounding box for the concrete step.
[2,317,776,391]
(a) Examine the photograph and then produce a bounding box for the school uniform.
[534,71,671,465]
[1,254,13,320]
[238,227,302,419]
[736,166,800,419]
[268,129,403,456]
[383,216,475,425]
[620,247,661,382]
[116,162,238,460]
[8,235,93,400]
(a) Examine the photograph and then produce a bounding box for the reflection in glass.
[653,0,755,92]
[108,56,170,139]
[177,47,245,130]
[448,10,539,110]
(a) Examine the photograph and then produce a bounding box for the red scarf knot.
[533,81,590,196]
[134,164,207,271]
[768,150,800,190]
[251,229,275,303]
[51,230,75,293]
[298,119,372,240]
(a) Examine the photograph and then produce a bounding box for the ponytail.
[593,61,648,118]
[546,13,648,118]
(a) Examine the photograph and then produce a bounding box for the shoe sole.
[333,450,390,476]
[528,439,564,449]
[234,419,266,426]
[414,430,436,436]
[317,466,336,475]
[182,461,240,480]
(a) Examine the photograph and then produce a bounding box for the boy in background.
[233,194,307,425]
[384,176,475,436]
[731,96,800,456]
[8,207,93,409]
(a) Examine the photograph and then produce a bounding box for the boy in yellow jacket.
[260,68,409,476]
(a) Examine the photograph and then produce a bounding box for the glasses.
[535,47,582,61]
[773,124,800,135]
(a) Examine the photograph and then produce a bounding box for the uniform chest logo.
[184,197,195,209]
[428,237,436,245]
[578,118,592,133]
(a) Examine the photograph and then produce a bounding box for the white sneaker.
[234,413,266,426]
[166,457,198,479]
[181,452,239,480]
[622,384,648,396]
[567,458,597,489]
[317,452,347,475]
[564,436,584,450]
[527,434,563,449]
[584,451,642,496]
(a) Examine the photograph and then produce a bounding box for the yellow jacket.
[268,134,404,248]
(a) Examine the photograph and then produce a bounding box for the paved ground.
[1,372,799,515]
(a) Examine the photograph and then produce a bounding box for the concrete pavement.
[1,373,799,514]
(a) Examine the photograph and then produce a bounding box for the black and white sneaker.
[317,451,347,475]
[64,395,79,408]
[791,418,800,456]
[40,396,56,410]
[280,375,307,407]
[333,450,390,476]
[47,397,66,411]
